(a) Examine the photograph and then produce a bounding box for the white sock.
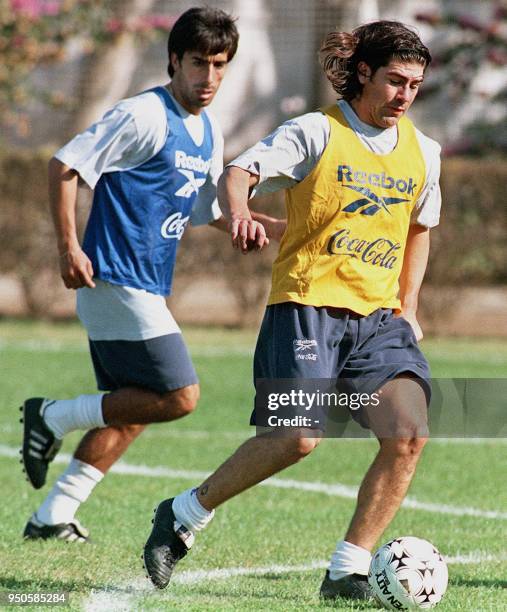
[43,394,106,439]
[172,487,215,533]
[35,459,104,525]
[328,540,372,580]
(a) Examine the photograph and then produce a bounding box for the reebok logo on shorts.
[293,339,318,361]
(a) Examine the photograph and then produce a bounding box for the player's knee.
[288,433,321,461]
[408,435,429,456]
[383,436,428,458]
[161,384,200,419]
[120,423,146,441]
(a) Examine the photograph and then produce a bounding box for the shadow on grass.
[179,582,378,610]
[0,576,103,592]
[450,576,507,589]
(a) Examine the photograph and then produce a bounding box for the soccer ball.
[368,536,448,610]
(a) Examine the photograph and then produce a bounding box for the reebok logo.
[174,169,206,198]
[293,339,317,352]
[338,165,417,196]
[174,151,210,198]
[342,185,409,217]
[293,339,318,361]
[175,150,211,173]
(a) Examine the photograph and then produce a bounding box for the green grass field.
[0,320,506,611]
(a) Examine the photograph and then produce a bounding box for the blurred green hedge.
[430,157,507,285]
[0,150,505,318]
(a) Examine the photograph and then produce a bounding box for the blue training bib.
[82,87,213,295]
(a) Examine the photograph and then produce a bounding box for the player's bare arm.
[251,212,286,242]
[217,165,269,253]
[397,224,430,341]
[210,213,286,242]
[48,157,95,289]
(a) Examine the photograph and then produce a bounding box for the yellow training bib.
[267,104,426,315]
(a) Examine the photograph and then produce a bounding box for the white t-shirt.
[55,89,223,341]
[56,89,223,226]
[230,100,441,228]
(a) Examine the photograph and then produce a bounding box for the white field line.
[111,429,507,445]
[0,339,88,352]
[83,551,507,611]
[83,589,138,612]
[0,338,253,357]
[1,422,506,444]
[173,551,507,585]
[0,423,254,440]
[1,443,506,520]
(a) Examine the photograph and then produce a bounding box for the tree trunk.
[66,0,157,137]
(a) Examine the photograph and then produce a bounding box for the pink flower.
[105,18,124,34]
[11,0,61,18]
[144,15,175,30]
[11,0,41,18]
[12,34,26,47]
[41,1,60,15]
[132,15,174,32]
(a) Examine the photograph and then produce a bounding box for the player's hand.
[397,310,423,341]
[229,218,270,254]
[59,247,96,289]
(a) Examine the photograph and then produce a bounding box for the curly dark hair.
[319,21,432,100]
[168,7,239,77]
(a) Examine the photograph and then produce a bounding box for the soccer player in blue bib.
[20,7,273,542]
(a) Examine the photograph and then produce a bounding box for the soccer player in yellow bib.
[144,21,441,602]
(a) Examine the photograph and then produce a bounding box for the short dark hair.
[319,20,432,100]
[168,7,239,77]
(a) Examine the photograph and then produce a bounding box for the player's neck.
[166,83,202,116]
[349,98,379,128]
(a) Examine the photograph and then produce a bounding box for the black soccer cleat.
[143,498,193,589]
[23,515,90,543]
[319,570,375,601]
[21,397,62,489]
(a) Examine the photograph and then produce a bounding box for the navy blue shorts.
[89,333,198,393]
[252,304,431,429]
